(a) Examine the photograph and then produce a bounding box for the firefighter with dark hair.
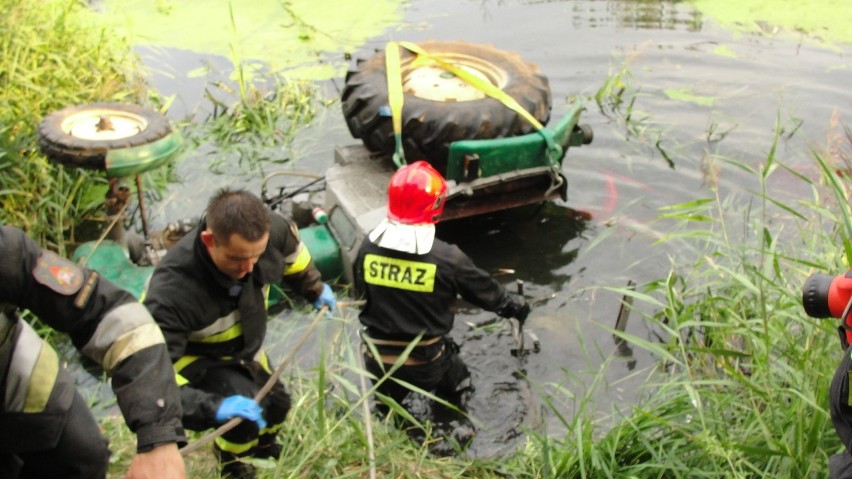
[143,188,336,479]
[354,161,530,417]
[0,225,186,479]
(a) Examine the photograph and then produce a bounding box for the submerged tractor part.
[38,103,182,273]
[342,40,552,175]
[340,40,593,223]
[38,103,180,178]
[443,98,593,220]
[38,103,181,239]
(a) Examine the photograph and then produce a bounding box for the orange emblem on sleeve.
[33,250,84,295]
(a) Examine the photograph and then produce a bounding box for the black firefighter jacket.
[0,225,185,453]
[143,212,325,427]
[354,237,519,341]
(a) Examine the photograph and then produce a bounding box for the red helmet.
[387,161,448,225]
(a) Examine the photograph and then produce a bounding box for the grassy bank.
[0,0,148,252]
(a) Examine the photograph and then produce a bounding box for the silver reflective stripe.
[82,302,165,372]
[188,310,240,342]
[101,323,165,372]
[5,320,57,413]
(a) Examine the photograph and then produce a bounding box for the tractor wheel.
[341,40,551,174]
[38,103,176,176]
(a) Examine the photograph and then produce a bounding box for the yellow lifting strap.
[384,41,561,166]
[385,42,406,168]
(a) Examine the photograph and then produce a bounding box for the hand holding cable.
[312,283,337,313]
[514,299,531,324]
[498,293,530,324]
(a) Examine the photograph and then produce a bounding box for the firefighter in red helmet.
[353,161,530,420]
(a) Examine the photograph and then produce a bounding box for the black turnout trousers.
[1,389,110,479]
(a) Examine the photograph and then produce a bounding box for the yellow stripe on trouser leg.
[174,355,201,387]
[215,435,258,455]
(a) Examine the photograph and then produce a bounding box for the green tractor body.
[69,102,592,303]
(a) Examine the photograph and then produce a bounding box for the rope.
[76,202,127,268]
[396,41,545,131]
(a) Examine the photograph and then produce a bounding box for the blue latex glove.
[312,283,336,312]
[215,395,267,429]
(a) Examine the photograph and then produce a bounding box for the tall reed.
[0,0,148,252]
[180,1,319,177]
[518,117,848,478]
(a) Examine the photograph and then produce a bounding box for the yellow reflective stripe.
[263,284,270,311]
[139,275,152,302]
[195,323,243,343]
[24,344,58,413]
[283,244,312,276]
[174,355,201,386]
[363,253,436,292]
[174,355,200,373]
[262,421,284,435]
[175,372,190,387]
[83,302,160,367]
[255,350,272,374]
[189,310,242,343]
[215,435,258,455]
[6,321,56,413]
[101,322,166,372]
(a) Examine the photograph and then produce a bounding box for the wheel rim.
[402,53,508,102]
[61,108,148,141]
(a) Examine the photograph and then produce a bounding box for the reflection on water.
[585,0,703,31]
[438,202,589,290]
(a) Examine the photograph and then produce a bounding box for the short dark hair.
[205,188,270,243]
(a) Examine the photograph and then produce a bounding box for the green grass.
[0,0,151,252]
[511,118,848,478]
[178,2,321,176]
[0,0,319,250]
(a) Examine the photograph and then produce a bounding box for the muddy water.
[84,0,852,457]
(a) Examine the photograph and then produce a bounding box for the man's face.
[201,230,269,280]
